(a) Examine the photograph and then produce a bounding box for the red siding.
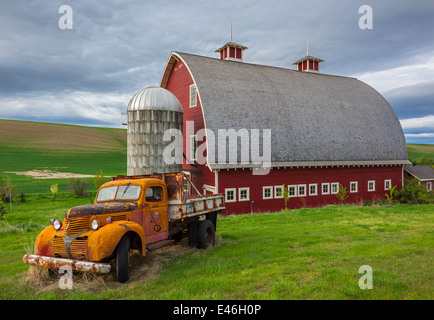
[165,59,215,195]
[229,47,236,58]
[236,48,242,59]
[218,166,403,214]
[298,63,302,71]
[303,61,307,70]
[314,61,319,70]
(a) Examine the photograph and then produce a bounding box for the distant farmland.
[0,119,127,193]
[0,119,433,194]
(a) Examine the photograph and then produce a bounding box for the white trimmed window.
[368,181,375,192]
[321,183,330,195]
[288,185,297,197]
[309,184,318,196]
[189,84,197,107]
[274,185,284,199]
[331,182,339,194]
[239,188,250,202]
[298,184,306,197]
[225,188,236,202]
[350,181,358,193]
[189,135,197,161]
[427,182,432,191]
[263,186,273,199]
[384,179,392,190]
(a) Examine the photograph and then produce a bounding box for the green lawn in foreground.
[0,195,432,300]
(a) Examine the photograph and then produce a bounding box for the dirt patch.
[4,170,95,179]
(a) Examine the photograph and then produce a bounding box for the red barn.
[159,41,410,214]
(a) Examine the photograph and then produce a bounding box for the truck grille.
[52,217,90,259]
[67,216,90,236]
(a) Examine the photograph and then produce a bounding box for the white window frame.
[238,187,250,202]
[288,185,297,197]
[262,186,273,200]
[189,135,197,161]
[384,179,392,191]
[263,186,273,199]
[427,182,432,191]
[309,184,318,196]
[298,184,307,197]
[368,180,375,192]
[189,84,197,108]
[321,183,330,195]
[225,188,236,203]
[331,182,339,194]
[350,181,358,193]
[274,185,284,199]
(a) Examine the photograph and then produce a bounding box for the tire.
[196,220,215,249]
[188,220,200,247]
[116,235,130,283]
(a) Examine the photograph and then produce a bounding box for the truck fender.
[34,225,56,257]
[87,221,146,262]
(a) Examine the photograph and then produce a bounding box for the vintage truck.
[23,172,225,283]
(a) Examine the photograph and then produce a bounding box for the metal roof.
[161,52,409,168]
[127,86,183,113]
[404,165,434,181]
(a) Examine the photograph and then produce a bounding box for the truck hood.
[66,201,138,219]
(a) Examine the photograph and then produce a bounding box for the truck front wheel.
[196,220,215,249]
[116,235,130,283]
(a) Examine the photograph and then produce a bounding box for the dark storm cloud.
[0,0,433,138]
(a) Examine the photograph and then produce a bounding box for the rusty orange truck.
[23,172,225,283]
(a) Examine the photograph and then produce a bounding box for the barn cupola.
[292,41,324,73]
[215,25,248,62]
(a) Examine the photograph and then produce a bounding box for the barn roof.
[161,52,410,169]
[404,165,434,181]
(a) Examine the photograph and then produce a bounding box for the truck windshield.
[96,185,141,202]
[96,186,117,202]
[116,185,141,200]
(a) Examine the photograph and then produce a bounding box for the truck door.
[143,185,169,243]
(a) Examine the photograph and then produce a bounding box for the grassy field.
[0,194,432,300]
[0,119,127,193]
[0,119,433,300]
[407,144,434,163]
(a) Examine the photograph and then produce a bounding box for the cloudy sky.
[0,0,433,144]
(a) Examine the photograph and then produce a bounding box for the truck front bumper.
[23,254,111,274]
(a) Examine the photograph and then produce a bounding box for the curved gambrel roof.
[161,52,409,169]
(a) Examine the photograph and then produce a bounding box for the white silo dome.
[127,86,183,113]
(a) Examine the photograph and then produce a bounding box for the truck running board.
[146,240,175,251]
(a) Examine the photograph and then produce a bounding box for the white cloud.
[405,133,434,138]
[354,52,434,94]
[400,115,434,129]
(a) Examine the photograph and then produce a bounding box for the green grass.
[407,144,434,163]
[0,196,432,300]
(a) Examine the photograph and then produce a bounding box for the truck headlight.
[91,219,99,230]
[53,220,62,230]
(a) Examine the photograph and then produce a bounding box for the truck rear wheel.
[116,235,130,283]
[196,220,215,249]
[188,220,200,247]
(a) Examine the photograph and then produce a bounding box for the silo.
[127,86,183,175]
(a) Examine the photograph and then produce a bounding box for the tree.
[279,184,291,211]
[335,184,349,204]
[50,183,58,200]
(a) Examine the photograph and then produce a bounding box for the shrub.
[50,183,58,200]
[66,179,90,196]
[396,178,434,204]
[0,199,6,220]
[94,169,106,190]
